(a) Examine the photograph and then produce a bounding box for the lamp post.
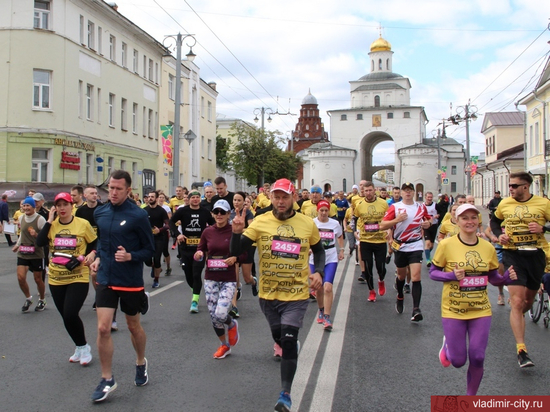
[449,101,478,194]
[253,107,275,131]
[163,33,196,196]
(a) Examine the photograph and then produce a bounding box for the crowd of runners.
[5,169,550,410]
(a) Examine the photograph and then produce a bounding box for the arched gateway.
[360,131,395,181]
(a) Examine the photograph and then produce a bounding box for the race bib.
[319,230,334,240]
[207,258,229,271]
[459,275,488,291]
[54,235,78,250]
[271,236,301,260]
[364,223,380,232]
[19,245,36,254]
[390,239,401,252]
[511,232,537,249]
[186,237,200,246]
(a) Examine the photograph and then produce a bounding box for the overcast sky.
[112,0,550,165]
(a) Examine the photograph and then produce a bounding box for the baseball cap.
[54,192,73,204]
[317,200,331,211]
[212,199,231,212]
[323,192,332,198]
[310,186,322,194]
[352,185,359,190]
[456,204,479,217]
[22,197,36,208]
[401,182,414,190]
[272,178,295,194]
[32,192,45,202]
[203,181,212,187]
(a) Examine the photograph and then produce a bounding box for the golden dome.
[370,36,391,52]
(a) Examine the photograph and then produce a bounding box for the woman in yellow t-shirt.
[430,204,516,395]
[437,204,460,241]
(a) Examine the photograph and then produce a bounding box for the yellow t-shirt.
[344,208,354,232]
[330,203,338,217]
[169,197,186,213]
[354,197,388,243]
[47,217,97,286]
[243,211,321,301]
[350,195,363,209]
[13,210,23,235]
[439,219,459,238]
[432,235,499,320]
[494,195,550,250]
[256,193,271,209]
[300,200,336,219]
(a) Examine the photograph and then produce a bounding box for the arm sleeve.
[488,268,513,286]
[36,221,51,247]
[230,233,254,256]
[429,265,458,282]
[490,214,504,236]
[310,241,326,277]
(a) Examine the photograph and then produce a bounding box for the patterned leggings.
[204,280,236,335]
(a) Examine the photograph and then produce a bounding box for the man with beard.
[170,190,215,312]
[211,176,235,208]
[231,178,325,412]
[297,189,309,209]
[144,191,170,288]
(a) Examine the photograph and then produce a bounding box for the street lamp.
[163,32,196,196]
[253,107,275,130]
[449,101,478,195]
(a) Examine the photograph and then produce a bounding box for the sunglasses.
[212,209,228,215]
[508,183,527,189]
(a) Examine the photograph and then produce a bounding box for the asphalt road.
[1,221,549,412]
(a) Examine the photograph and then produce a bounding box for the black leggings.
[360,241,387,290]
[179,248,205,295]
[49,282,89,347]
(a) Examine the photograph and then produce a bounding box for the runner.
[170,190,214,313]
[354,181,389,301]
[334,191,349,230]
[168,186,188,213]
[490,171,550,367]
[36,192,97,365]
[230,178,324,412]
[343,203,358,264]
[430,203,517,395]
[311,200,344,330]
[437,204,460,241]
[380,182,432,321]
[90,170,154,402]
[12,196,47,312]
[71,185,86,213]
[157,192,172,276]
[200,183,215,212]
[211,176,235,207]
[144,191,170,289]
[194,199,243,359]
[423,191,439,267]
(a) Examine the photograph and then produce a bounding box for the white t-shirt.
[424,201,438,225]
[309,217,342,264]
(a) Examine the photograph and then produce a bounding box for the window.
[201,96,205,117]
[387,112,393,119]
[109,35,116,61]
[108,93,115,127]
[143,55,147,78]
[208,139,212,160]
[142,106,146,136]
[86,84,93,120]
[31,148,50,182]
[148,109,153,138]
[378,58,382,70]
[148,59,153,81]
[121,43,127,67]
[132,103,138,133]
[108,157,114,176]
[78,81,83,118]
[374,95,380,107]
[133,49,138,73]
[201,136,205,158]
[33,69,51,109]
[168,75,175,100]
[357,114,363,120]
[207,101,212,121]
[97,88,101,124]
[132,162,138,185]
[340,114,347,121]
[404,112,411,118]
[451,182,457,192]
[535,122,540,155]
[451,165,457,175]
[386,58,389,70]
[98,27,103,54]
[121,160,127,171]
[34,1,50,30]
[155,62,159,84]
[86,153,94,184]
[529,125,533,157]
[79,15,84,44]
[87,21,95,49]
[121,98,127,130]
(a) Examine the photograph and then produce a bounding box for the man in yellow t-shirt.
[256,183,272,209]
[230,178,324,411]
[169,186,188,213]
[301,186,336,218]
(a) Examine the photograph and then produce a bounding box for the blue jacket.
[0,200,9,222]
[94,198,154,287]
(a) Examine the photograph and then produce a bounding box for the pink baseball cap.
[271,179,295,194]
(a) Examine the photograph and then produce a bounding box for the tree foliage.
[227,122,302,187]
[215,133,231,172]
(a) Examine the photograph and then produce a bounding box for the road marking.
[293,259,351,410]
[149,280,184,297]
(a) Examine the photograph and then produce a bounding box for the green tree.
[215,133,231,172]
[228,122,301,187]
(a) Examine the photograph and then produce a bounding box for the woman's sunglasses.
[212,209,227,215]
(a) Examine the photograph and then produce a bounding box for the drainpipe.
[533,91,548,195]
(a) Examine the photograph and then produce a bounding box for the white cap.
[212,199,231,212]
[456,204,479,217]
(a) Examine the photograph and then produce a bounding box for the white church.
[299,36,466,198]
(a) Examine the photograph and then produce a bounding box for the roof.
[352,83,406,92]
[306,142,356,152]
[357,72,404,81]
[480,112,525,133]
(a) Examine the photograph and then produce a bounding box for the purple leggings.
[441,316,491,396]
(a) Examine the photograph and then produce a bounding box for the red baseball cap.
[54,192,73,204]
[271,178,295,194]
[317,200,331,211]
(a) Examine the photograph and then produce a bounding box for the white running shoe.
[69,346,82,363]
[80,344,92,366]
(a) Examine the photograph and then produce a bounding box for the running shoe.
[273,343,283,358]
[35,299,46,312]
[91,377,117,402]
[317,310,324,324]
[378,281,386,296]
[404,283,411,294]
[237,287,242,301]
[395,297,404,314]
[368,290,376,302]
[358,275,366,282]
[411,308,423,322]
[497,294,505,306]
[22,298,33,312]
[426,259,432,268]
[230,306,240,318]
[111,321,118,332]
[274,391,292,412]
[228,320,239,346]
[439,337,451,367]
[171,243,176,250]
[140,292,150,316]
[213,344,231,359]
[517,350,534,368]
[80,344,92,366]
[385,254,391,264]
[69,346,82,363]
[355,261,359,266]
[323,318,333,331]
[190,301,199,313]
[152,281,159,289]
[135,358,148,386]
[165,267,172,276]
[251,276,259,297]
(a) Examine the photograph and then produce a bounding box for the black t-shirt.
[144,205,169,236]
[170,205,215,249]
[200,199,213,212]
[75,202,103,234]
[211,191,235,209]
